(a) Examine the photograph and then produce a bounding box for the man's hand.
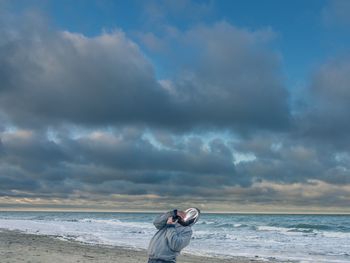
[167,216,176,225]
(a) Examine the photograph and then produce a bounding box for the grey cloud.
[1,125,350,210]
[0,131,67,173]
[297,56,350,148]
[157,22,291,132]
[0,128,244,200]
[0,15,290,133]
[0,164,40,192]
[234,134,350,186]
[71,134,235,175]
[0,16,173,128]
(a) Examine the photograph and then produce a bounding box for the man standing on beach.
[147,208,199,263]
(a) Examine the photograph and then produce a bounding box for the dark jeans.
[148,259,175,263]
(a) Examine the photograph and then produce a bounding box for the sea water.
[0,212,349,262]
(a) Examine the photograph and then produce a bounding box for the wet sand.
[0,229,290,263]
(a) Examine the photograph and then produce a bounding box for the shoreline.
[0,229,290,263]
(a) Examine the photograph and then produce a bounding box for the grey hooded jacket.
[147,210,193,262]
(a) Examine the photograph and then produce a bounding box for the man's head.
[176,208,200,227]
[177,211,186,219]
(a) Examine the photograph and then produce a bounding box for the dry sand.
[0,229,291,263]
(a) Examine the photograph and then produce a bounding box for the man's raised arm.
[153,210,176,230]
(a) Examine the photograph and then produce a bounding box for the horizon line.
[1,209,350,215]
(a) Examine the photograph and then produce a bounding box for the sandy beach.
[0,229,288,263]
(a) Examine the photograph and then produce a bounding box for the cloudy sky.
[0,0,350,213]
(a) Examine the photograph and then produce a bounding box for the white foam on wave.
[321,231,350,239]
[257,225,291,233]
[256,225,350,239]
[0,218,153,249]
[78,218,154,230]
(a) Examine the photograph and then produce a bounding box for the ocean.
[0,211,349,262]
